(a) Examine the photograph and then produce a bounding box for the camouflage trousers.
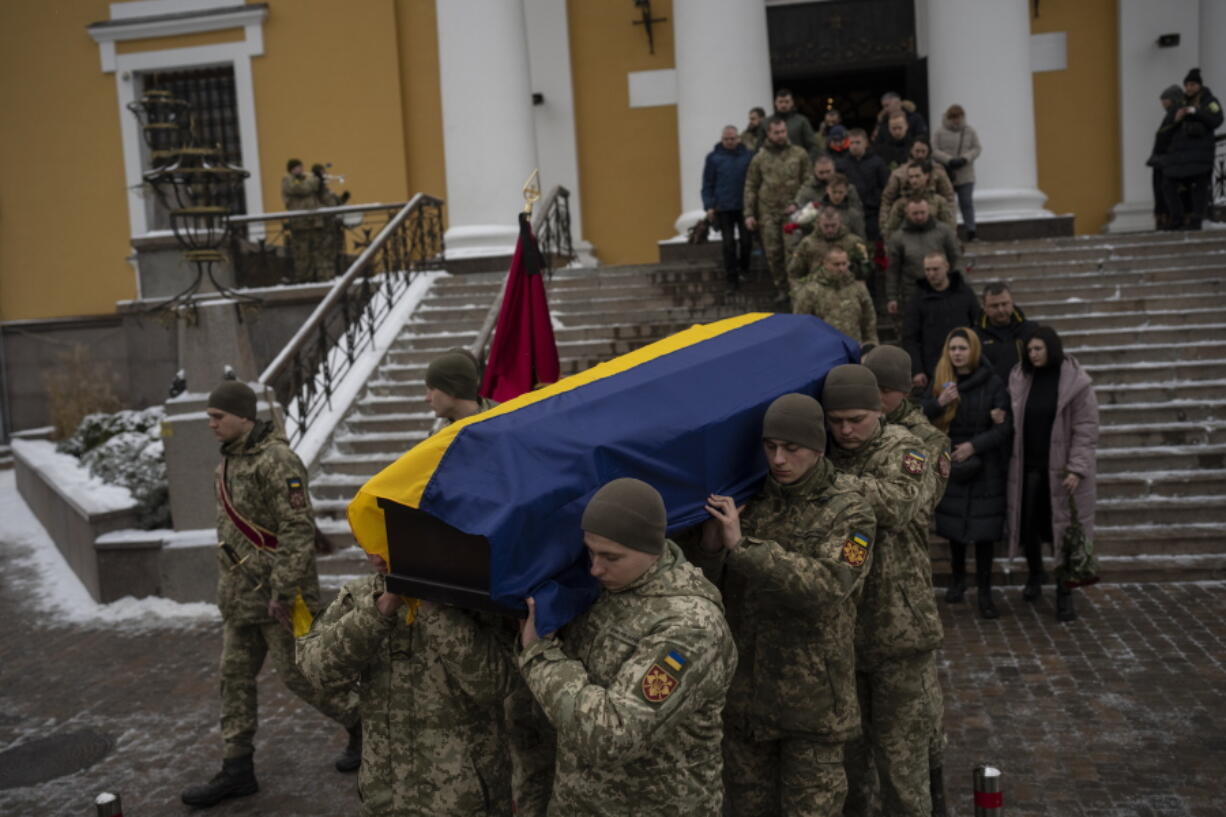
[758,213,790,291]
[220,620,358,759]
[724,726,847,816]
[288,225,334,282]
[842,651,937,817]
[504,680,555,817]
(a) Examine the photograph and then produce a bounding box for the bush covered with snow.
[58,408,170,529]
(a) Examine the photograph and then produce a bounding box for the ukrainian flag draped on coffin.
[348,312,859,634]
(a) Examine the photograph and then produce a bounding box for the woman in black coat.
[923,328,1012,618]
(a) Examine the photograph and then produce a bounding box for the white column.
[671,0,773,234]
[436,0,539,257]
[927,0,1051,221]
[1106,0,1200,232]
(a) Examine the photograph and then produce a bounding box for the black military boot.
[975,542,999,620]
[181,755,258,807]
[1056,585,1077,623]
[335,722,362,773]
[930,765,949,817]
[1022,572,1044,602]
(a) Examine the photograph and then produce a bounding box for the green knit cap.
[581,478,667,555]
[862,345,913,393]
[821,364,882,411]
[207,381,257,421]
[425,350,480,400]
[762,393,826,451]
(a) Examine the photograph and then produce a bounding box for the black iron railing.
[1212,134,1226,222]
[469,186,576,363]
[258,194,445,445]
[228,202,409,287]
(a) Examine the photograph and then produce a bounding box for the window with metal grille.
[139,65,246,227]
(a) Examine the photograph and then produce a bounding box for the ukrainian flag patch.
[663,650,687,673]
[903,449,927,475]
[841,531,872,567]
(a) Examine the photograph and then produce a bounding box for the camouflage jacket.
[215,421,320,624]
[787,227,872,282]
[793,177,863,212]
[887,398,951,512]
[829,422,944,668]
[297,573,515,817]
[791,267,878,347]
[518,541,736,817]
[281,172,321,211]
[688,458,876,743]
[743,141,812,219]
[882,191,958,236]
[879,165,956,222]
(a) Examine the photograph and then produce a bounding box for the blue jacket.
[701,142,753,212]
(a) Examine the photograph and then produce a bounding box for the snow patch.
[10,439,136,515]
[0,471,218,629]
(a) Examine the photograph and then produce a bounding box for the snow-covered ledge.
[11,439,160,603]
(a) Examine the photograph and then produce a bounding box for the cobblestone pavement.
[2,526,1224,816]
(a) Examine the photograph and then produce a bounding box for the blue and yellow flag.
[348,313,858,634]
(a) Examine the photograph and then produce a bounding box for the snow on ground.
[10,439,135,514]
[0,470,218,630]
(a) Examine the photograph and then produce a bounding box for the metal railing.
[469,186,576,363]
[228,202,409,287]
[258,194,445,445]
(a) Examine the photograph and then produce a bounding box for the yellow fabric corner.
[346,312,773,559]
[290,591,314,638]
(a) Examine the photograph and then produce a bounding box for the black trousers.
[1019,466,1052,577]
[716,210,752,279]
[1162,172,1211,229]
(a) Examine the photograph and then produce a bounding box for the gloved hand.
[948,157,968,170]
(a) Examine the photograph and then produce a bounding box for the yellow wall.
[395,0,447,207]
[1031,0,1120,234]
[0,1,132,321]
[568,0,681,265]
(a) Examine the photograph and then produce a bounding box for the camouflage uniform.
[214,420,358,761]
[518,541,736,817]
[793,177,863,213]
[791,267,878,347]
[885,219,960,316]
[879,165,956,224]
[828,422,944,817]
[881,192,958,237]
[688,458,877,817]
[786,226,872,283]
[297,574,514,816]
[744,141,812,290]
[281,172,326,282]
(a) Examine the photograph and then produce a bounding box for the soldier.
[880,140,956,219]
[881,162,958,236]
[820,365,944,817]
[690,394,877,816]
[181,381,360,808]
[518,478,737,816]
[281,158,325,282]
[744,115,812,304]
[425,349,496,424]
[788,208,872,282]
[864,345,953,817]
[791,247,878,347]
[313,162,352,280]
[793,156,863,214]
[819,176,868,241]
[297,550,516,817]
[742,106,767,153]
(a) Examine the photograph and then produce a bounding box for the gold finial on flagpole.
[522,169,541,214]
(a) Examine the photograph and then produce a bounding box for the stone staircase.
[309,229,1226,586]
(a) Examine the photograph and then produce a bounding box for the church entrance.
[767,0,928,137]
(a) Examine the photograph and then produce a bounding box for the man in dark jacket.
[974,282,1038,383]
[1148,85,1185,229]
[837,129,891,242]
[703,126,755,290]
[903,253,980,388]
[874,114,913,170]
[885,198,961,319]
[774,88,821,159]
[1161,68,1224,230]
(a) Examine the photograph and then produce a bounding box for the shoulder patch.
[1209,101,1221,113]
[286,476,307,509]
[938,451,952,479]
[640,663,680,704]
[840,531,872,567]
[902,449,928,475]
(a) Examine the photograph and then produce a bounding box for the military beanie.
[1161,84,1184,104]
[863,345,913,393]
[581,478,667,555]
[1185,67,1203,85]
[208,381,258,421]
[762,393,826,451]
[425,350,480,401]
[821,364,882,412]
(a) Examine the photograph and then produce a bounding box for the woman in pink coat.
[1005,326,1099,622]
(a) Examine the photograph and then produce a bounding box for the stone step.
[967,228,1226,251]
[1098,421,1226,448]
[333,429,429,455]
[1096,443,1226,473]
[1069,340,1226,366]
[1023,294,1215,317]
[344,411,438,434]
[966,235,1226,264]
[389,329,478,351]
[312,472,379,500]
[926,523,1226,560]
[1096,469,1226,500]
[1098,399,1226,425]
[967,251,1226,279]
[1095,495,1224,527]
[1082,358,1226,385]
[993,272,1224,301]
[1095,380,1226,407]
[1059,323,1226,349]
[318,451,401,476]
